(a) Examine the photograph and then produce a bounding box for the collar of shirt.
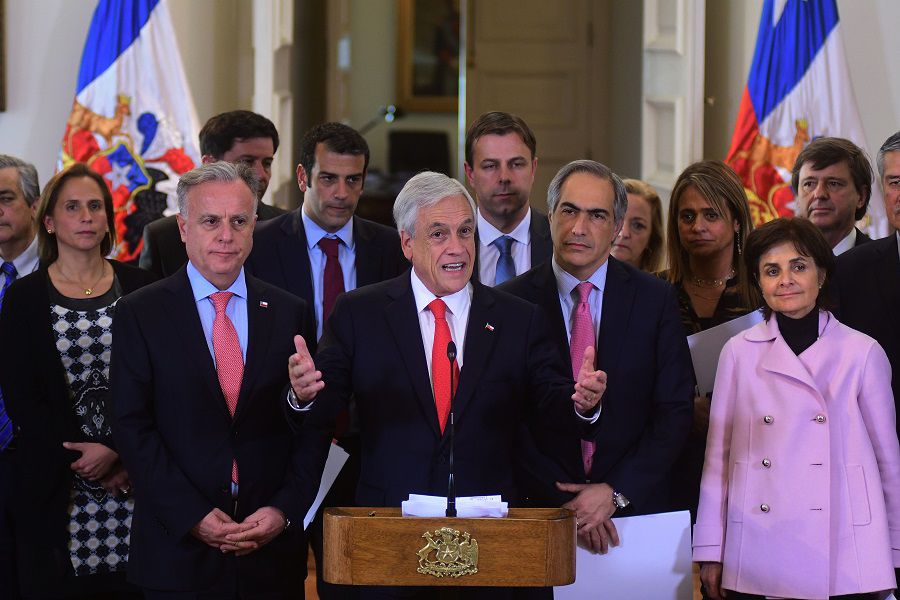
[9,235,39,275]
[477,206,532,247]
[896,231,900,261]
[302,210,355,251]
[186,261,249,362]
[552,256,609,340]
[410,268,472,373]
[832,228,857,256]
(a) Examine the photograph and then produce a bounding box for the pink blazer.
[693,311,900,599]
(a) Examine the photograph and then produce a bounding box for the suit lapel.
[529,211,552,268]
[596,259,634,380]
[384,276,442,437]
[755,317,827,407]
[277,211,315,301]
[353,218,383,287]
[452,284,499,426]
[532,263,571,368]
[165,269,232,421]
[233,277,274,422]
[874,237,900,339]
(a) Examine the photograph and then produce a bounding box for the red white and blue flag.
[60,0,200,261]
[726,0,887,237]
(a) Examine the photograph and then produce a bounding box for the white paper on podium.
[401,493,508,517]
[554,510,693,600]
[302,442,350,530]
[687,310,764,396]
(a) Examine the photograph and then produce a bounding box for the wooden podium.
[322,507,576,587]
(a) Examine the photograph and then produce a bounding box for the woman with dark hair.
[612,178,665,272]
[664,160,762,517]
[695,218,899,600]
[0,163,156,598]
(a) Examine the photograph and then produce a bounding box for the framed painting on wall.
[396,0,460,113]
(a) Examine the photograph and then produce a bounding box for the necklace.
[689,268,734,288]
[54,262,108,296]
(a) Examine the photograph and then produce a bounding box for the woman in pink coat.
[694,218,900,600]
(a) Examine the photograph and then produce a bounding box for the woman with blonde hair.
[612,178,664,272]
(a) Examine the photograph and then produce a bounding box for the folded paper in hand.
[401,494,508,517]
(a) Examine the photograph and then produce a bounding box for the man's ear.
[296,163,308,193]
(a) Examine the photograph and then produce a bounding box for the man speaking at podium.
[288,171,606,599]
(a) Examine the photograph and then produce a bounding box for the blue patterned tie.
[0,261,17,450]
[493,236,516,285]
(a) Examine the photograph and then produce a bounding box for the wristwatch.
[612,490,630,511]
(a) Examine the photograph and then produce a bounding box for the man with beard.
[791,137,874,255]
[464,112,551,285]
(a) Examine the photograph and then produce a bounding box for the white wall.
[0,0,250,188]
[705,0,900,161]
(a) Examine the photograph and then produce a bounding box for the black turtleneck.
[776,308,819,355]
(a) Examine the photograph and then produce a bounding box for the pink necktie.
[569,282,597,477]
[211,291,243,485]
[428,299,459,433]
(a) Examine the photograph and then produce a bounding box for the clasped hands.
[63,441,132,498]
[558,481,620,554]
[191,506,287,555]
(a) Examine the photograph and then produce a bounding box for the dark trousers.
[0,452,19,600]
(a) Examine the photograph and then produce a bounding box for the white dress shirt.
[832,228,857,256]
[477,208,533,285]
[410,269,472,385]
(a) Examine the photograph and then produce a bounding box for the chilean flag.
[60,0,200,262]
[725,0,887,238]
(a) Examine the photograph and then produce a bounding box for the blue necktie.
[493,236,516,285]
[0,261,17,450]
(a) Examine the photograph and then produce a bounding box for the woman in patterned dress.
[0,163,156,599]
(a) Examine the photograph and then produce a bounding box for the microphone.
[446,341,457,518]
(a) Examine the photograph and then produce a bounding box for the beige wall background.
[2,0,899,190]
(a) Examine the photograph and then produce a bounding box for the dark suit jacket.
[853,227,872,248]
[139,202,285,278]
[110,268,315,594]
[473,208,553,283]
[834,234,900,437]
[295,272,579,510]
[0,261,157,597]
[499,258,694,514]
[246,210,407,312]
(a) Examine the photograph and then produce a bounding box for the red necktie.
[319,237,344,322]
[569,282,597,477]
[428,299,459,433]
[211,291,243,485]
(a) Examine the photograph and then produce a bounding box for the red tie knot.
[428,298,448,320]
[210,291,234,315]
[575,281,593,304]
[318,237,341,258]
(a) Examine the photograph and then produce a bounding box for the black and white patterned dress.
[50,280,134,576]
